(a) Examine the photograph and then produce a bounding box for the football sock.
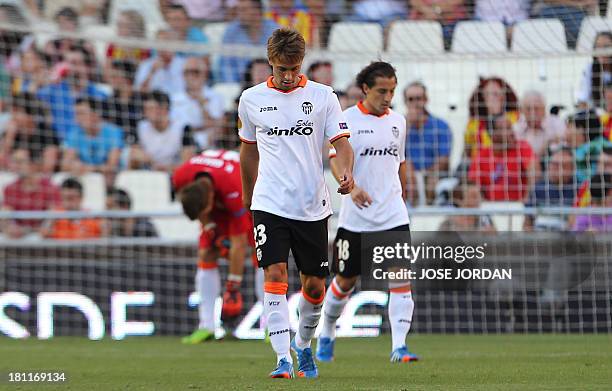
[388,287,414,351]
[264,282,292,364]
[295,289,325,349]
[196,267,220,330]
[320,277,354,340]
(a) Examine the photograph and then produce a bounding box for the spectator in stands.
[241,58,272,90]
[135,29,187,94]
[104,187,158,237]
[1,149,60,238]
[533,0,597,50]
[404,81,453,205]
[307,60,333,86]
[171,57,224,149]
[573,173,612,232]
[165,3,208,55]
[576,31,612,108]
[439,180,496,232]
[172,0,228,22]
[43,7,96,66]
[345,83,365,109]
[566,110,612,184]
[600,80,612,140]
[524,147,577,231]
[13,48,49,94]
[0,92,58,174]
[103,59,143,144]
[37,44,108,141]
[106,10,150,69]
[217,0,279,82]
[575,146,612,207]
[409,0,468,48]
[265,0,319,47]
[61,97,124,183]
[464,77,519,161]
[469,114,536,201]
[0,3,31,74]
[43,1,104,26]
[475,0,529,43]
[40,177,103,239]
[347,0,408,27]
[514,90,566,159]
[130,91,196,171]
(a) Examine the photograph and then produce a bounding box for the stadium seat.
[0,171,17,204]
[451,21,507,54]
[203,22,228,47]
[576,16,612,53]
[51,172,106,211]
[151,203,201,240]
[511,19,568,54]
[82,25,117,65]
[211,83,242,112]
[480,201,525,231]
[114,170,172,211]
[387,21,444,55]
[329,22,384,53]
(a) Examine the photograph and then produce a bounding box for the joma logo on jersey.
[358,129,374,135]
[360,146,399,156]
[260,106,278,112]
[267,120,314,136]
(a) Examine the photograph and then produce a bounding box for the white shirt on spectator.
[171,87,225,148]
[475,0,529,25]
[135,56,187,95]
[136,119,192,167]
[513,115,566,157]
[576,61,612,106]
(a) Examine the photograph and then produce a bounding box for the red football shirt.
[468,140,535,201]
[172,150,252,249]
[3,177,60,228]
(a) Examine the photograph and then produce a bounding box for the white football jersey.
[333,102,409,232]
[238,76,350,221]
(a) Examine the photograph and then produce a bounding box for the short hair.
[67,44,95,67]
[61,177,83,195]
[178,179,212,221]
[307,61,331,76]
[143,90,170,107]
[602,146,612,156]
[55,7,79,23]
[589,173,612,200]
[267,28,306,64]
[11,92,46,117]
[355,61,397,93]
[107,187,131,209]
[167,4,188,15]
[75,96,105,115]
[403,81,427,98]
[111,59,137,80]
[567,110,602,141]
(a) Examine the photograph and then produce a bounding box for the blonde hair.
[267,28,306,63]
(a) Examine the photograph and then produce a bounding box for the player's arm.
[330,136,354,194]
[399,160,408,202]
[240,142,259,209]
[228,231,248,277]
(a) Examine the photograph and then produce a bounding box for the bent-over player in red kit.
[173,149,255,344]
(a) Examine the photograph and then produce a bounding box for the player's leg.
[289,217,329,378]
[317,228,361,362]
[253,211,294,378]
[386,225,419,362]
[182,245,221,344]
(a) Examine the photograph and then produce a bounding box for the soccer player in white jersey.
[317,62,420,363]
[238,28,354,379]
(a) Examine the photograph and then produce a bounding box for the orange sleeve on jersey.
[329,132,350,143]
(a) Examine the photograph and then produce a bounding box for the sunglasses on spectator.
[406,96,424,102]
[183,69,203,75]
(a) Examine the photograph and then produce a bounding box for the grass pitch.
[1,334,611,390]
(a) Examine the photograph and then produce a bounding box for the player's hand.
[350,186,373,209]
[337,169,354,194]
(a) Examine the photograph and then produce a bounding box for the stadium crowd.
[0,0,612,239]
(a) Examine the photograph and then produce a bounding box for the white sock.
[255,268,266,330]
[264,285,292,364]
[295,290,324,349]
[388,290,414,351]
[320,278,353,340]
[196,267,220,330]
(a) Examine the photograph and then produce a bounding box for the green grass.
[1,335,611,390]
